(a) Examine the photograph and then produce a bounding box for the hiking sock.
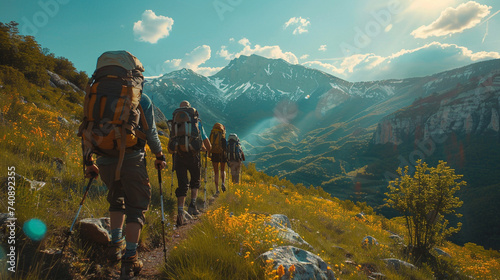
[111,228,123,242]
[123,242,138,259]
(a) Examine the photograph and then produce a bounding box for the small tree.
[385,160,466,259]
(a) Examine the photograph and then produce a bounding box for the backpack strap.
[114,80,134,181]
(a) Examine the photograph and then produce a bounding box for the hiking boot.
[188,203,200,216]
[221,183,226,192]
[107,237,125,263]
[176,212,184,227]
[214,190,220,197]
[120,253,143,279]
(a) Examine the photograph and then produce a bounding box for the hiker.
[168,100,211,227]
[227,133,245,184]
[81,51,166,280]
[209,123,227,195]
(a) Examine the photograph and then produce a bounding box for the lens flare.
[23,218,47,241]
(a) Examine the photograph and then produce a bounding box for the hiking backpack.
[78,51,147,180]
[167,107,202,153]
[227,133,243,162]
[209,123,226,154]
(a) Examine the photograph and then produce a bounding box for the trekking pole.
[203,152,207,209]
[158,169,167,264]
[60,176,94,256]
[170,155,174,197]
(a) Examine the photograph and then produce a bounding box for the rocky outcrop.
[47,70,83,93]
[266,214,312,248]
[373,72,500,145]
[259,246,336,280]
[77,217,111,244]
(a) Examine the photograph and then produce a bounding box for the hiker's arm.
[140,94,163,155]
[202,138,211,152]
[200,123,211,152]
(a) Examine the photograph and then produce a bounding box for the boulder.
[362,236,379,247]
[382,258,417,271]
[77,217,111,244]
[259,246,336,280]
[433,247,451,258]
[266,214,311,248]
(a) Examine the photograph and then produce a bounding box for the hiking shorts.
[99,155,151,227]
[174,152,201,198]
[210,153,227,163]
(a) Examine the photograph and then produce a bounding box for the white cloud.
[238,38,250,46]
[302,42,500,81]
[300,54,310,60]
[302,61,344,75]
[133,10,174,44]
[411,1,491,38]
[217,40,299,64]
[164,45,222,76]
[319,45,327,51]
[283,17,311,35]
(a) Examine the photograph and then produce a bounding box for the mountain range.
[144,54,500,249]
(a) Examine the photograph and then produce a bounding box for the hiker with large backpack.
[209,123,227,195]
[167,100,211,227]
[227,133,245,184]
[79,51,166,280]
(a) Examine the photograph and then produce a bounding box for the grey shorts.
[99,155,151,227]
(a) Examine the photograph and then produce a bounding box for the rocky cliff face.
[373,71,500,145]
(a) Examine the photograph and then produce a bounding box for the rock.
[47,70,82,93]
[355,212,365,220]
[362,236,378,247]
[15,173,46,191]
[433,247,451,258]
[266,214,311,248]
[57,116,69,125]
[388,234,403,243]
[382,258,417,271]
[52,157,64,172]
[77,217,111,244]
[369,272,387,279]
[269,214,292,229]
[0,213,10,225]
[259,246,336,280]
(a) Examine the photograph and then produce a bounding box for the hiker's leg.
[175,154,189,208]
[120,156,150,259]
[234,161,241,183]
[110,211,125,240]
[101,163,126,242]
[212,161,219,191]
[229,161,238,183]
[189,153,202,201]
[124,222,141,243]
[220,162,226,184]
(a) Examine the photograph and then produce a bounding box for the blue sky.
[1,0,499,82]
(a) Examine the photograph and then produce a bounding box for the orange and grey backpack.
[167,107,202,153]
[78,51,148,180]
[209,123,226,154]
